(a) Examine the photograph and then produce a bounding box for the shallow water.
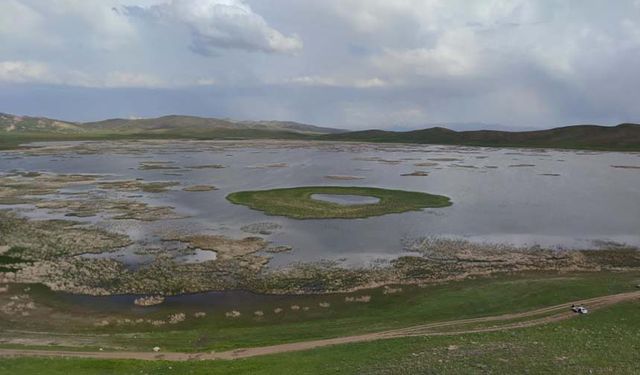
[310,194,381,205]
[2,140,639,268]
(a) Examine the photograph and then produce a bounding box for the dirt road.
[0,291,638,361]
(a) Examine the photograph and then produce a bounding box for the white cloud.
[195,78,217,86]
[0,60,167,88]
[285,76,387,88]
[101,71,166,88]
[0,61,54,84]
[130,0,302,54]
[372,28,482,80]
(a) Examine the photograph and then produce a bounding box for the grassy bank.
[226,186,452,219]
[1,296,639,374]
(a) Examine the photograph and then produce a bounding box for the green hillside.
[0,113,83,133]
[83,115,344,135]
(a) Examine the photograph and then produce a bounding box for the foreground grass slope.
[1,272,638,353]
[2,297,639,374]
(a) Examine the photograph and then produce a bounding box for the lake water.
[1,140,639,268]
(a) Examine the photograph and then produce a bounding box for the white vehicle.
[571,305,589,314]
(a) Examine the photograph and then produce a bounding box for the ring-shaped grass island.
[226,186,452,219]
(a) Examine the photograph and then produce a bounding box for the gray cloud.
[126,0,302,55]
[0,0,639,129]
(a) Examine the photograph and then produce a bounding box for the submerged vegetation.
[227,186,453,219]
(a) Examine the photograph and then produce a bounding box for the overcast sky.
[1,0,639,130]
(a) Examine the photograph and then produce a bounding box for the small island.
[226,186,452,219]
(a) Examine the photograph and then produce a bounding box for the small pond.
[310,194,381,205]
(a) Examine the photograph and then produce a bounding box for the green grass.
[0,255,27,272]
[0,134,28,150]
[0,246,31,272]
[1,298,639,374]
[0,129,313,150]
[226,186,452,219]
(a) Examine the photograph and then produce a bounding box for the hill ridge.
[1,112,639,151]
[320,122,640,150]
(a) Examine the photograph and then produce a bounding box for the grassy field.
[0,130,313,150]
[226,186,452,219]
[1,296,639,374]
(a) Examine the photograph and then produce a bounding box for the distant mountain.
[320,124,640,151]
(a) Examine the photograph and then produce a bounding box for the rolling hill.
[0,113,345,149]
[0,113,343,136]
[83,115,344,135]
[0,113,84,134]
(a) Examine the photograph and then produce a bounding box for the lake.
[1,140,639,269]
